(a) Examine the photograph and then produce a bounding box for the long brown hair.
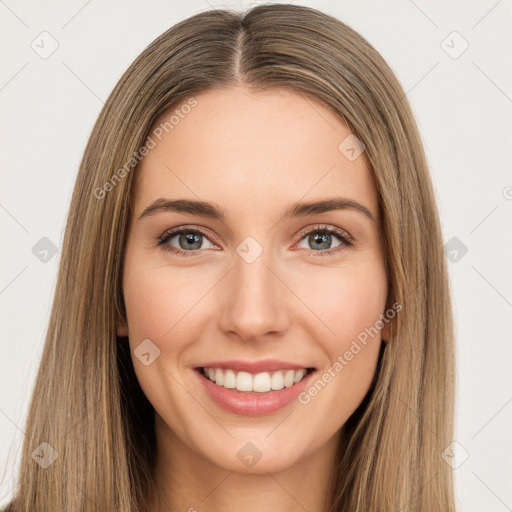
[8,4,455,511]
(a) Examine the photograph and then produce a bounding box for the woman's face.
[118,85,391,474]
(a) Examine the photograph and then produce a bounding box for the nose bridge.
[218,239,289,341]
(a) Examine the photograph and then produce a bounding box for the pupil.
[311,233,330,250]
[180,232,201,250]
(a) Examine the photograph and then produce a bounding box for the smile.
[200,367,314,393]
[194,359,318,415]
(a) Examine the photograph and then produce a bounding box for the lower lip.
[195,368,316,416]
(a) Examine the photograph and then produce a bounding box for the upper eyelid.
[296,224,351,241]
[159,225,218,245]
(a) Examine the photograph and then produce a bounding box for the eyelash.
[156,224,354,258]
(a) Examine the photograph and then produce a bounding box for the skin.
[117,85,391,512]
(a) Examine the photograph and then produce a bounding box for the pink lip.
[194,367,316,416]
[194,359,313,373]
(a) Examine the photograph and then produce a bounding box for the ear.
[381,319,392,343]
[117,321,129,338]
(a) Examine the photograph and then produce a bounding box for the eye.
[295,224,353,256]
[157,226,217,256]
[157,224,353,257]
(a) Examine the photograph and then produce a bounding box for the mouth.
[196,366,316,393]
[193,359,318,415]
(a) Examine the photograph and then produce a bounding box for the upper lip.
[195,359,315,374]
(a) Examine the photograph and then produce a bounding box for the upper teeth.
[202,367,309,393]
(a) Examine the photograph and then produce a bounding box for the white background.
[1,1,511,510]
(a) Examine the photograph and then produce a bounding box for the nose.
[218,246,290,343]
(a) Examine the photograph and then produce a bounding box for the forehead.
[133,86,378,220]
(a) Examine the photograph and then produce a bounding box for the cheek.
[122,259,211,351]
[293,263,388,348]
[121,261,210,421]
[292,269,387,436]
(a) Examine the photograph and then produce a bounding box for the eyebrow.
[138,197,376,222]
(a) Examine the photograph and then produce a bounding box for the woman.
[5,4,456,511]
